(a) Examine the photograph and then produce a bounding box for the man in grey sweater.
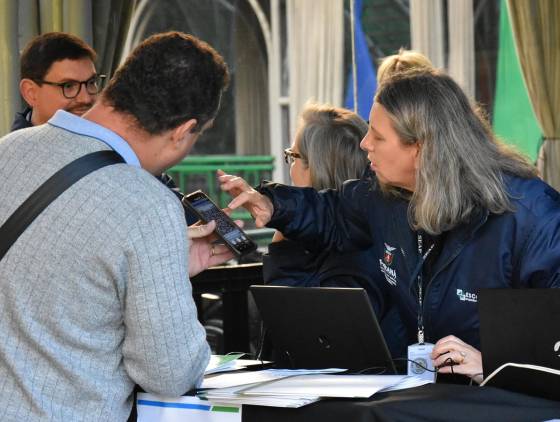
[0,32,230,421]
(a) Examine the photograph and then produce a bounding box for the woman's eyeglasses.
[283,148,301,164]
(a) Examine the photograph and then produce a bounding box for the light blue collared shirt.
[48,110,141,167]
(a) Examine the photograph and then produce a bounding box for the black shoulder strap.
[0,150,124,262]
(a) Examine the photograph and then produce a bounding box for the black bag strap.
[0,150,124,262]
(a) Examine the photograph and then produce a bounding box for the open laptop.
[250,286,395,373]
[478,288,560,400]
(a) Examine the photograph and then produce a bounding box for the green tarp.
[492,0,541,162]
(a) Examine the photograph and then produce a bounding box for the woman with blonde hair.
[377,48,433,84]
[219,70,560,383]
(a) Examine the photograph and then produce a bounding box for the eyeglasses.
[283,148,302,164]
[34,74,106,99]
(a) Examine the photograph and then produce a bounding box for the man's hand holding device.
[183,190,257,277]
[187,220,236,277]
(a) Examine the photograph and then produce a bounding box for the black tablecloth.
[243,383,560,422]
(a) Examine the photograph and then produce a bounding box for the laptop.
[478,288,560,400]
[250,285,396,373]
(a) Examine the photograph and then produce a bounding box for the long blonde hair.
[375,71,537,235]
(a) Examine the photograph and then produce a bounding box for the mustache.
[65,102,94,115]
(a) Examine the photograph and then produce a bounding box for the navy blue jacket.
[258,171,560,349]
[11,107,33,131]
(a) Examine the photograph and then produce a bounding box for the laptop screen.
[250,285,395,373]
[478,288,560,400]
[479,288,560,375]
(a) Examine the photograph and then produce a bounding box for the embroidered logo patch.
[379,243,398,286]
[456,289,478,303]
[383,243,396,265]
[379,259,397,286]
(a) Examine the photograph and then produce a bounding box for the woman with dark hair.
[219,70,560,383]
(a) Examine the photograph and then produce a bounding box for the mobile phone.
[182,190,257,256]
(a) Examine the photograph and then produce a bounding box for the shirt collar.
[48,110,141,167]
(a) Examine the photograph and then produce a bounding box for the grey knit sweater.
[0,124,210,421]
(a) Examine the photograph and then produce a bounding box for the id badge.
[407,342,436,382]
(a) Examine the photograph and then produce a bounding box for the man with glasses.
[11,32,200,224]
[11,32,102,131]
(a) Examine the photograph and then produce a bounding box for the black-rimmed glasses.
[34,74,106,99]
[283,148,301,164]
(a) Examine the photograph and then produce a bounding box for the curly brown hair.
[104,31,229,135]
[20,32,96,81]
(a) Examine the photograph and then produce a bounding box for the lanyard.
[417,233,434,344]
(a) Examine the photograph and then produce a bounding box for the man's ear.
[171,118,198,148]
[20,79,38,107]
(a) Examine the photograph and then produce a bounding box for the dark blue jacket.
[258,170,560,349]
[11,108,33,131]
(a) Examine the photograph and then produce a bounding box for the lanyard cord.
[417,233,435,344]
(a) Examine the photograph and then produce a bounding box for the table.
[191,263,263,353]
[243,383,560,422]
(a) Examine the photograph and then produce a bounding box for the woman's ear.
[413,141,422,170]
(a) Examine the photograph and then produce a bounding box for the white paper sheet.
[239,374,428,398]
[201,367,345,389]
[379,375,433,392]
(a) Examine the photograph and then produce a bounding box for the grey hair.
[375,71,537,235]
[296,103,368,190]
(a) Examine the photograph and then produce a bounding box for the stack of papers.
[203,381,321,408]
[200,371,432,408]
[200,368,345,408]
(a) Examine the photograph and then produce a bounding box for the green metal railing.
[245,227,276,248]
[168,155,275,225]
